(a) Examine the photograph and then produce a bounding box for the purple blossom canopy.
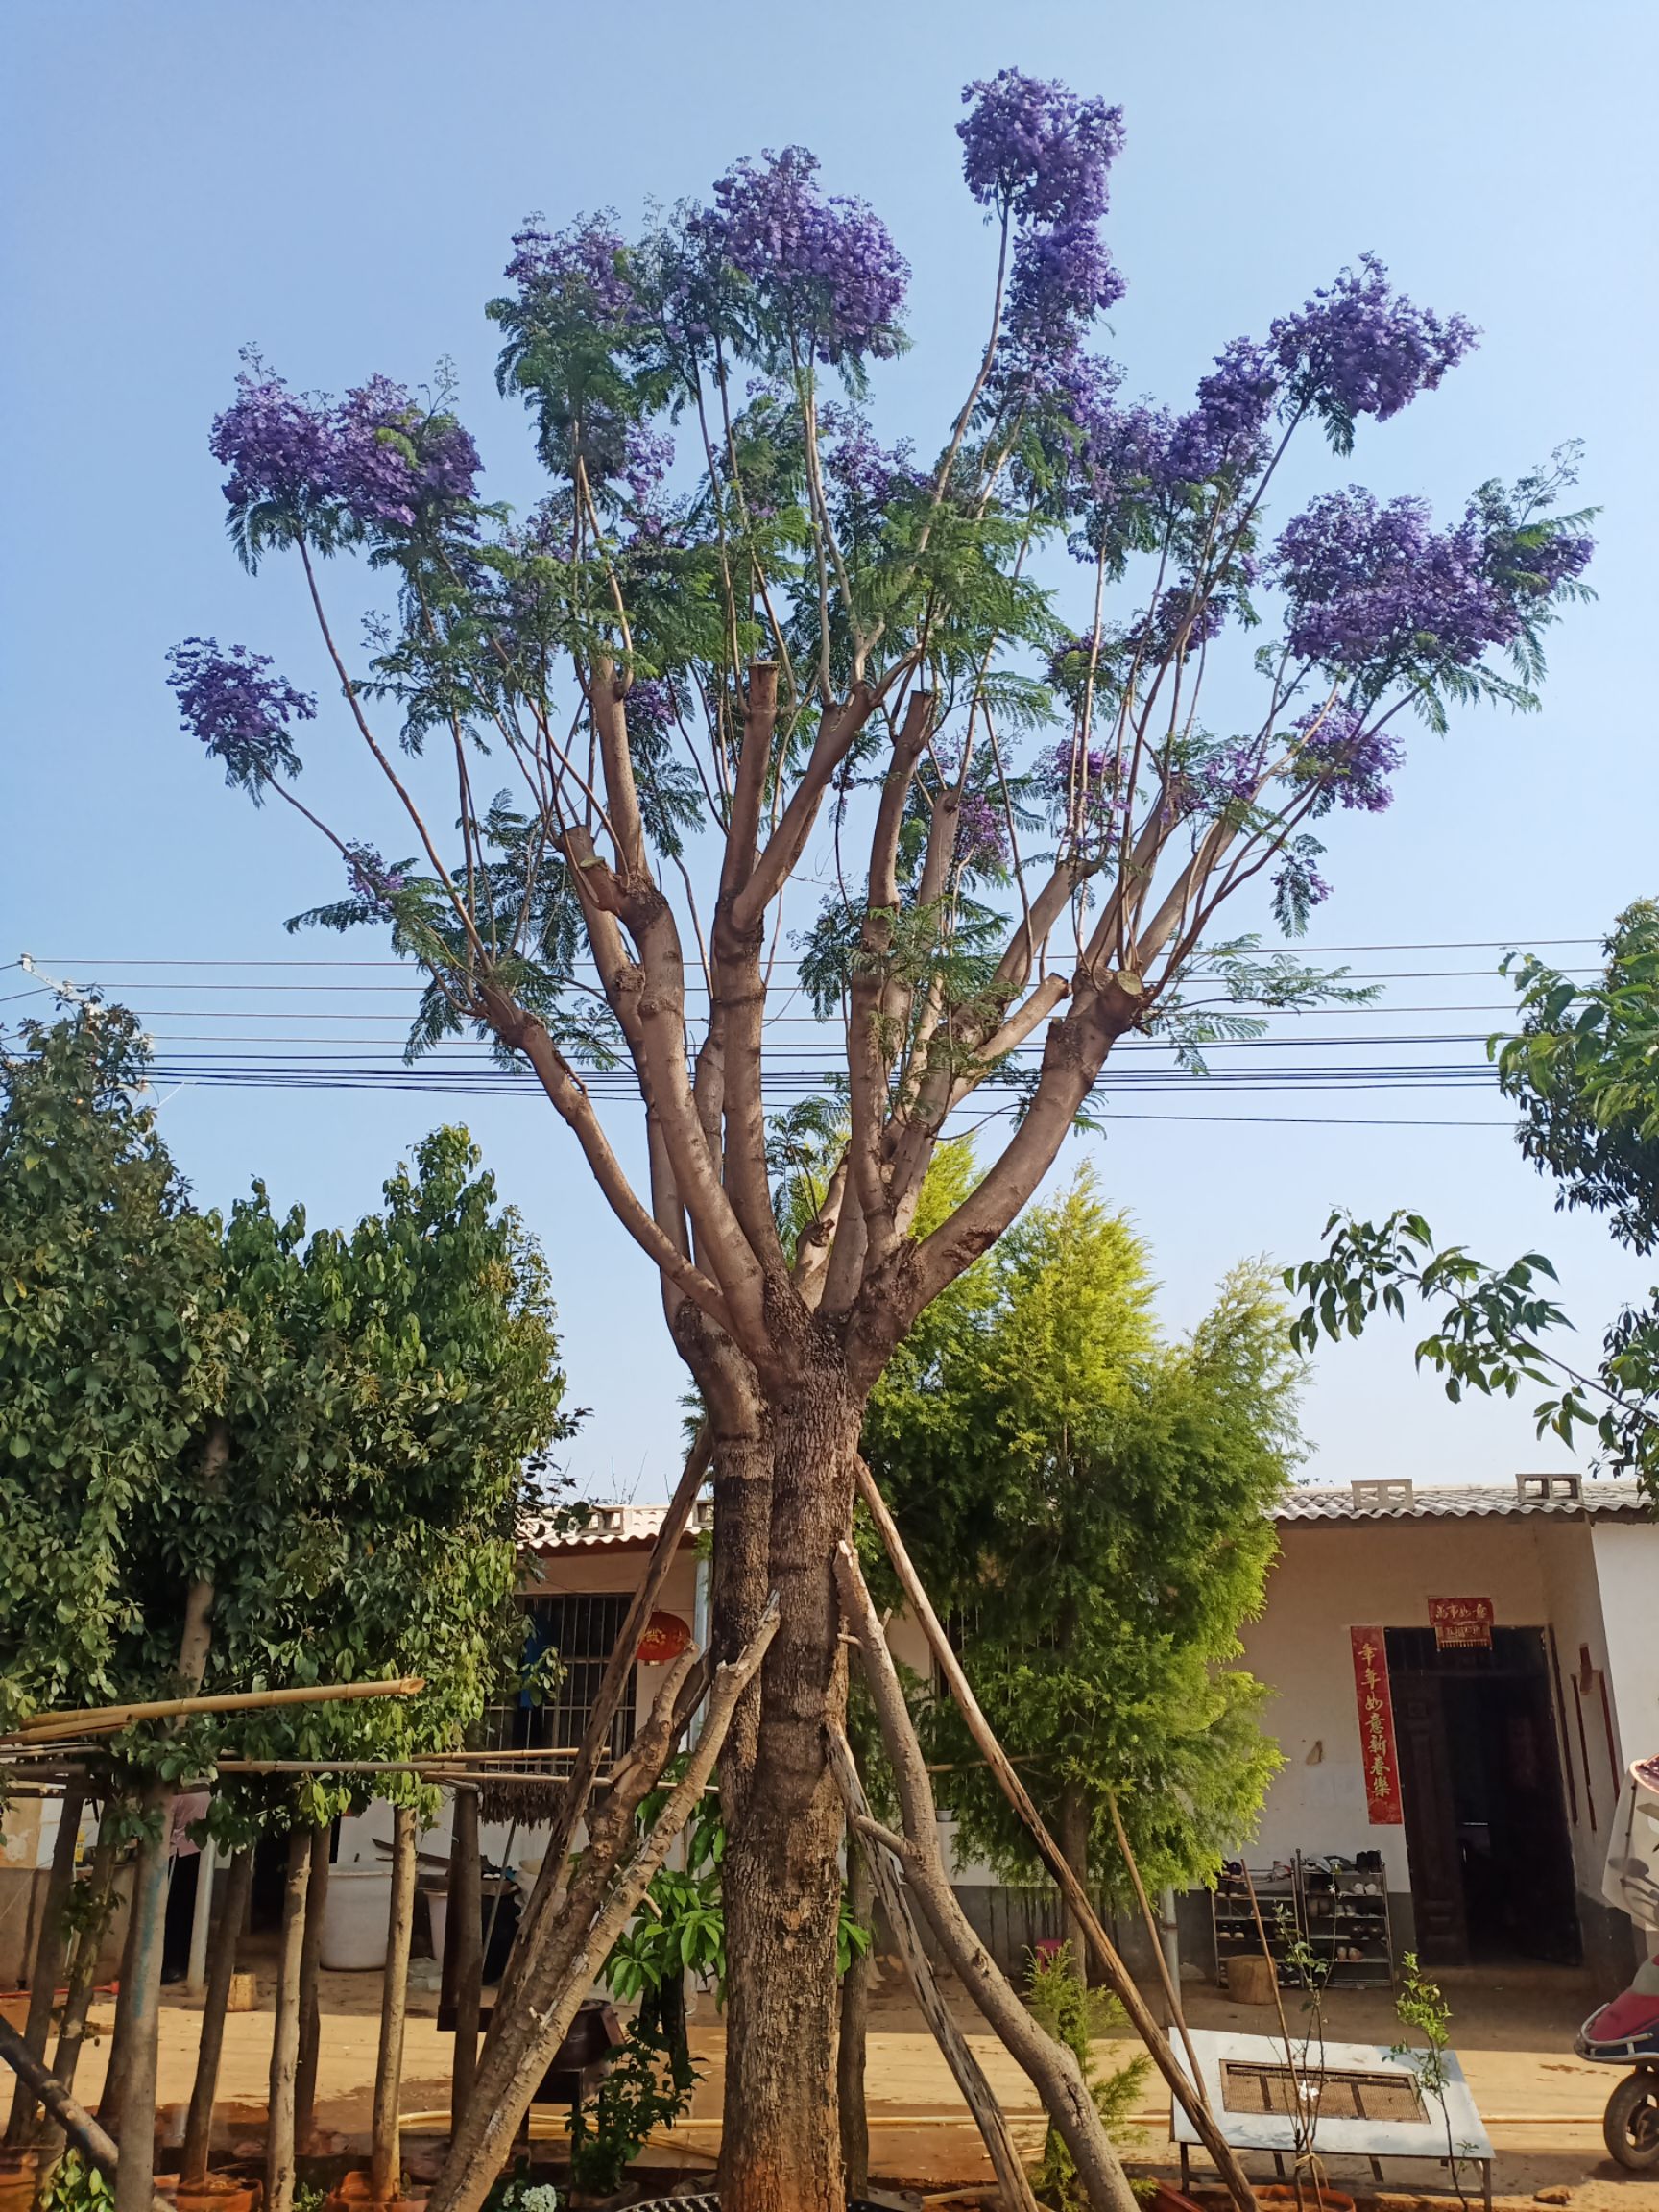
[1289,702,1405,814]
[1274,485,1593,673]
[957,70,1126,225]
[952,788,1011,872]
[695,147,908,367]
[210,360,481,539]
[505,214,637,325]
[1270,255,1478,438]
[1004,218,1125,357]
[166,638,315,798]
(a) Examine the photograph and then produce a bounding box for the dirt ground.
[7,1954,1652,2207]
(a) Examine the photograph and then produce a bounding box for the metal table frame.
[1169,2028,1494,2212]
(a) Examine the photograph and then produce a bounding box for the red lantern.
[637,1610,692,1665]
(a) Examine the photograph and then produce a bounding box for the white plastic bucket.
[320,1865,393,1970]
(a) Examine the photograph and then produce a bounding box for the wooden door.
[1391,1671,1470,1965]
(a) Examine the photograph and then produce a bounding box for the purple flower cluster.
[953,788,1011,872]
[1005,219,1124,357]
[1165,740,1262,820]
[624,676,678,743]
[505,214,637,324]
[1289,702,1404,814]
[1037,736,1124,842]
[344,843,408,918]
[1163,339,1281,483]
[1133,583,1229,664]
[1271,255,1477,431]
[211,360,480,536]
[695,147,908,366]
[622,423,675,507]
[958,71,1125,223]
[166,637,315,798]
[960,73,1127,372]
[822,410,925,509]
[1274,485,1591,672]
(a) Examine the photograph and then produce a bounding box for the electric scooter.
[1575,1956,1659,2170]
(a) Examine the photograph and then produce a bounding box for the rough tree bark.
[180,1847,254,2189]
[835,1547,1139,2212]
[5,1775,87,2145]
[370,1808,420,2204]
[293,1827,331,2153]
[265,1828,312,2212]
[715,1368,859,2212]
[835,1834,873,2203]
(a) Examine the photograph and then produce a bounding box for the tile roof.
[1278,1477,1650,1525]
[520,1501,712,1552]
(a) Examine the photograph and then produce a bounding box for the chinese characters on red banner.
[1350,1625,1404,1824]
[1428,1595,1494,1650]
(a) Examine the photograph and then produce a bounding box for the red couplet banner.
[1350,1625,1405,1825]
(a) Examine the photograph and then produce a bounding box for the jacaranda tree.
[171,67,1593,2212]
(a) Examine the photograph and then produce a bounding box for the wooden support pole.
[826,1727,1042,2212]
[3,1677,425,1749]
[5,1774,87,2145]
[51,1814,120,2109]
[854,1457,1255,2212]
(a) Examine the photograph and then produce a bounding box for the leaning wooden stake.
[826,1726,1043,2212]
[0,2015,172,2212]
[5,1774,87,2145]
[836,1547,1137,2212]
[370,1808,420,2204]
[293,1828,332,2153]
[426,1598,777,2212]
[854,1458,1254,2212]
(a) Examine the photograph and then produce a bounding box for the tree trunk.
[293,1828,331,2154]
[1057,1781,1094,1977]
[180,1847,253,2189]
[446,1790,482,2140]
[51,1813,120,2112]
[370,1808,419,2205]
[96,1865,141,2133]
[265,1828,312,2212]
[6,1775,87,2145]
[717,1369,859,2212]
[110,1803,172,2212]
[835,1836,872,2202]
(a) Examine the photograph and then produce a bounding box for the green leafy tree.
[865,1170,1298,1914]
[0,1004,229,1736]
[1290,902,1659,1495]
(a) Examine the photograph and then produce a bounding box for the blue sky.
[5,0,1657,1499]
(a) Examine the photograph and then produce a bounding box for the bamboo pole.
[0,2016,173,2212]
[180,1847,254,2190]
[370,1809,420,2204]
[826,1727,1041,2212]
[5,1775,87,2144]
[3,1676,426,1747]
[854,1457,1255,2212]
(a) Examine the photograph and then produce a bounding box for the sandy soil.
[8,1955,1654,2206]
